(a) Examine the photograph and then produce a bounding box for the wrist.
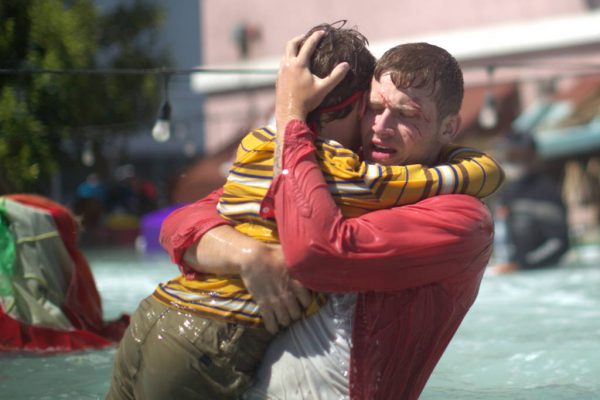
[238,240,271,274]
[276,113,307,136]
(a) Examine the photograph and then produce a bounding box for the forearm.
[159,188,232,274]
[170,191,308,334]
[182,225,267,275]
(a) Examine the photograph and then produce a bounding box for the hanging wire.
[0,66,278,76]
[2,61,600,137]
[0,61,599,77]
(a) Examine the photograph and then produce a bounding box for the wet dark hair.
[374,42,464,122]
[299,21,375,125]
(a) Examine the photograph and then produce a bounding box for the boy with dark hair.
[107,22,379,400]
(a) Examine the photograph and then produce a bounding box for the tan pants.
[106,296,273,400]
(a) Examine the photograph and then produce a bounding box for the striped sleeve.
[319,143,504,212]
[442,145,505,198]
[376,144,505,207]
[217,126,279,241]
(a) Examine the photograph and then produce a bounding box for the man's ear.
[439,114,461,144]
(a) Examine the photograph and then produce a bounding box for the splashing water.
[1,248,599,399]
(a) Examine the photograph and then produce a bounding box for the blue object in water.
[139,204,187,253]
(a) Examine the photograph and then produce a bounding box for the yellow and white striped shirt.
[154,126,504,326]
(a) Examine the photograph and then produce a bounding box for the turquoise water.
[1,249,599,399]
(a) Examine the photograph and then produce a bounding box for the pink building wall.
[198,0,595,153]
[202,0,587,64]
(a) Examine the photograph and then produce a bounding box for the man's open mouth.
[371,144,396,154]
[368,143,397,163]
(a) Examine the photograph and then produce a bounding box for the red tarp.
[0,194,129,352]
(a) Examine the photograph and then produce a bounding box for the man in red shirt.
[161,32,494,399]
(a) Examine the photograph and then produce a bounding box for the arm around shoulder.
[280,193,494,292]
[159,188,233,273]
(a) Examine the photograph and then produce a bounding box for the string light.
[0,65,277,144]
[81,140,95,166]
[2,61,600,140]
[152,72,172,142]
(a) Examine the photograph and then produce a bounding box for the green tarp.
[0,198,16,298]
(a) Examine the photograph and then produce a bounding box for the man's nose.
[372,110,395,138]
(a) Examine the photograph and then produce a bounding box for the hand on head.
[275,31,350,134]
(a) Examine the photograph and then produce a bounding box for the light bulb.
[152,100,172,142]
[152,119,171,142]
[82,142,95,166]
[478,92,498,129]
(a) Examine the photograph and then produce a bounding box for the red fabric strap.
[316,90,364,114]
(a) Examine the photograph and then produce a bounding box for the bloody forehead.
[371,80,423,111]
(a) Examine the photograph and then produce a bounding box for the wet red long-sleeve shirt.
[160,120,494,399]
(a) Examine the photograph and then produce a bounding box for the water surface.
[1,249,599,399]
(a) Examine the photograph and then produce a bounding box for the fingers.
[256,287,307,334]
[290,279,312,309]
[237,242,311,334]
[259,297,301,334]
[282,291,303,321]
[320,61,350,93]
[259,304,279,335]
[270,279,303,328]
[296,30,325,64]
[272,301,291,330]
[285,34,305,59]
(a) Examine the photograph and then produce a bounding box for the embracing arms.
[159,189,311,333]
